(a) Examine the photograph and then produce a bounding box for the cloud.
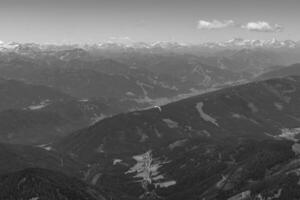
[197,19,284,33]
[197,20,236,30]
[242,21,283,32]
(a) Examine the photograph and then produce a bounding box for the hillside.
[55,76,300,199]
[0,168,107,200]
[259,63,300,80]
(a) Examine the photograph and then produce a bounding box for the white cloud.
[197,19,284,33]
[242,21,283,32]
[197,20,235,30]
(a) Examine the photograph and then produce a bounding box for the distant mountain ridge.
[0,38,298,52]
[258,63,300,80]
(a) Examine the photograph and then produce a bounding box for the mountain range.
[1,38,298,51]
[0,40,299,199]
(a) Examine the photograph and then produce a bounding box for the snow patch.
[154,127,162,138]
[36,144,53,151]
[79,98,89,102]
[264,132,277,139]
[196,102,219,126]
[152,175,164,181]
[248,102,258,113]
[168,139,187,150]
[91,173,101,185]
[113,159,122,165]
[155,180,176,188]
[126,91,135,96]
[90,114,107,125]
[202,130,211,137]
[292,143,300,155]
[216,175,228,188]
[232,113,243,119]
[136,127,149,142]
[274,102,283,111]
[228,190,251,200]
[125,151,174,189]
[274,188,282,198]
[278,128,300,141]
[95,144,104,153]
[29,197,39,200]
[154,105,162,112]
[163,118,179,128]
[27,100,50,110]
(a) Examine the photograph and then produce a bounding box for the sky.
[0,0,299,44]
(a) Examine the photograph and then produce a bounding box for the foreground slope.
[0,168,107,200]
[0,143,85,177]
[0,143,139,200]
[55,76,300,199]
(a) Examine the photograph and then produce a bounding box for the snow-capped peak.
[0,41,21,51]
[208,38,298,49]
[150,41,188,48]
[96,38,298,50]
[0,38,298,54]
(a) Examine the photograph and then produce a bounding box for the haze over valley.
[1,0,300,199]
